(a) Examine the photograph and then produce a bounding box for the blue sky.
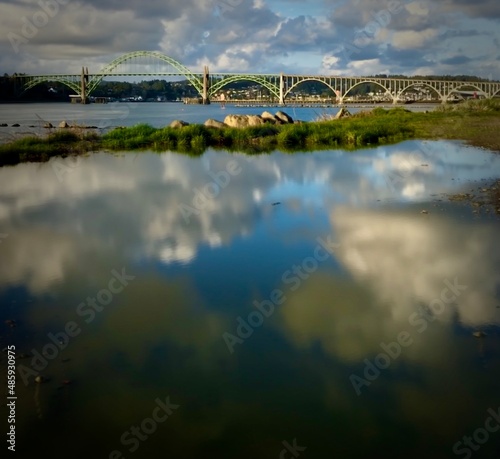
[0,0,499,79]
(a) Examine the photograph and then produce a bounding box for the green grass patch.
[1,99,499,166]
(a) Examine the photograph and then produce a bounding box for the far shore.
[0,99,499,167]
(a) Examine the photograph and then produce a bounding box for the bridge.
[14,51,500,105]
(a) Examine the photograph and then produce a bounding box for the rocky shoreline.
[446,179,500,216]
[0,100,499,168]
[0,108,352,133]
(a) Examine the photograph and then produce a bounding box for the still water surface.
[0,134,499,458]
[0,101,436,140]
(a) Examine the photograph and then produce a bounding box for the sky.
[1,0,499,79]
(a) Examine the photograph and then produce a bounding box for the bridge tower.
[202,66,210,105]
[80,66,89,104]
[279,72,285,106]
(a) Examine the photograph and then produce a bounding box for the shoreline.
[0,100,499,167]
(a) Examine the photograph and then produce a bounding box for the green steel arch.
[396,82,444,101]
[22,75,81,95]
[209,75,280,99]
[342,80,393,100]
[284,78,336,99]
[86,51,204,95]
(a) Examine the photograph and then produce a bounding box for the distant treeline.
[0,73,497,102]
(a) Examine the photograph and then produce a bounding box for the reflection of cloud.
[279,207,500,367]
[0,229,76,293]
[159,243,196,264]
[1,142,500,288]
[331,207,500,327]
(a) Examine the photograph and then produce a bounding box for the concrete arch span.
[209,75,281,100]
[284,78,337,100]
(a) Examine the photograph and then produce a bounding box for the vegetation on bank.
[0,99,499,166]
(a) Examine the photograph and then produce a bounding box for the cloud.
[441,55,472,66]
[0,0,499,92]
[391,28,439,49]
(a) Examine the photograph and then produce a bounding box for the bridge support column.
[202,65,210,105]
[279,72,285,106]
[80,66,89,104]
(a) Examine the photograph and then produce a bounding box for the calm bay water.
[0,102,436,142]
[0,104,499,458]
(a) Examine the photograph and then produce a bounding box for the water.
[0,102,436,142]
[0,125,500,457]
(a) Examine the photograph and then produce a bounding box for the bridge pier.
[279,72,285,106]
[80,66,89,104]
[202,65,210,104]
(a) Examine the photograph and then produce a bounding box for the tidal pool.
[0,140,499,459]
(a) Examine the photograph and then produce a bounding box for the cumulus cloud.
[0,0,497,77]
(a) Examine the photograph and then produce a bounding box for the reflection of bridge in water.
[15,51,500,105]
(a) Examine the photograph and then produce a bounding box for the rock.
[261,111,276,123]
[11,123,20,127]
[204,119,226,129]
[420,210,429,214]
[34,375,45,384]
[44,122,53,129]
[473,331,486,338]
[223,114,249,128]
[0,123,7,127]
[275,110,293,124]
[59,120,69,128]
[247,115,264,126]
[335,107,351,119]
[169,120,189,128]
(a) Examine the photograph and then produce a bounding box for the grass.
[0,130,100,165]
[1,99,499,166]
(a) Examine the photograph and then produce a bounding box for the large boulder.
[247,115,264,126]
[223,114,265,128]
[204,119,226,129]
[275,110,293,124]
[169,120,189,128]
[223,114,247,128]
[261,111,276,123]
[59,120,69,128]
